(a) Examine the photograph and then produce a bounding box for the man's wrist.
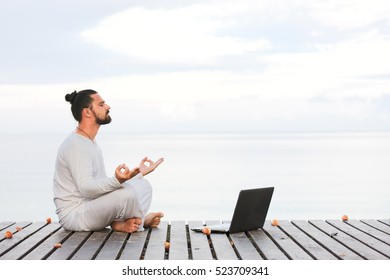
[133,173,144,179]
[116,177,126,184]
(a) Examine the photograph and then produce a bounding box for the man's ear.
[82,107,92,118]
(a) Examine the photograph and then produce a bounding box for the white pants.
[61,176,153,231]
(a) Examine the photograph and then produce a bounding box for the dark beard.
[93,109,112,125]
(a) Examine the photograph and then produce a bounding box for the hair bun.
[65,90,78,103]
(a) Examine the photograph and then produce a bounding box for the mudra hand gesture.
[115,157,164,183]
[139,157,164,176]
[115,164,140,184]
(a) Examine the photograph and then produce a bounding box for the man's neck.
[76,122,100,141]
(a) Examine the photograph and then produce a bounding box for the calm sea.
[0,132,389,222]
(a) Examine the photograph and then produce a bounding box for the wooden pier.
[0,219,389,260]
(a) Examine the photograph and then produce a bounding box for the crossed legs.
[110,177,164,233]
[61,177,163,232]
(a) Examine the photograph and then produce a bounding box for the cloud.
[305,0,390,30]
[78,0,390,101]
[1,72,388,134]
[80,4,272,65]
[1,0,390,133]
[257,30,390,100]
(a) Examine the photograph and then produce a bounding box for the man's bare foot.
[110,217,142,233]
[144,212,164,228]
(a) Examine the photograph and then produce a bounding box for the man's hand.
[115,164,140,184]
[139,157,164,176]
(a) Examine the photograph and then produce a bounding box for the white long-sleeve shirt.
[53,132,122,221]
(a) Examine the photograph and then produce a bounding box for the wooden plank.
[0,222,50,258]
[95,231,128,260]
[119,229,149,260]
[1,219,387,260]
[47,231,91,260]
[361,219,390,235]
[168,221,189,260]
[379,219,390,226]
[263,221,313,260]
[344,220,390,246]
[248,228,288,260]
[278,220,338,260]
[205,221,237,260]
[22,228,73,260]
[0,222,61,260]
[326,220,390,259]
[230,231,262,260]
[0,221,32,243]
[71,228,111,260]
[309,220,387,260]
[0,222,15,232]
[188,221,213,260]
[143,221,168,260]
[292,220,362,260]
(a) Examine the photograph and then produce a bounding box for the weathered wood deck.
[0,219,389,260]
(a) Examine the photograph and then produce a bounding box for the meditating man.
[53,89,164,233]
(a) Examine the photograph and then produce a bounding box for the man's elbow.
[78,184,99,199]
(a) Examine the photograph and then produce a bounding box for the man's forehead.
[92,93,105,103]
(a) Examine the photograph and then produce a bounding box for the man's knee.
[115,187,137,205]
[113,187,143,220]
[135,178,153,196]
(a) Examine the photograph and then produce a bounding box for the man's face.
[90,94,112,125]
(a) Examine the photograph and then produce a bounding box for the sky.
[1,0,390,133]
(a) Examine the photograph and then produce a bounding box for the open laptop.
[191,187,274,234]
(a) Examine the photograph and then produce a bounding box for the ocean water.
[0,132,389,222]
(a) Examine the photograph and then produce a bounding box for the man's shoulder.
[59,132,98,154]
[60,132,77,145]
[59,133,85,151]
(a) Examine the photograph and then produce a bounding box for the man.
[53,89,164,233]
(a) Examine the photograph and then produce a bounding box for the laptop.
[191,187,274,234]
